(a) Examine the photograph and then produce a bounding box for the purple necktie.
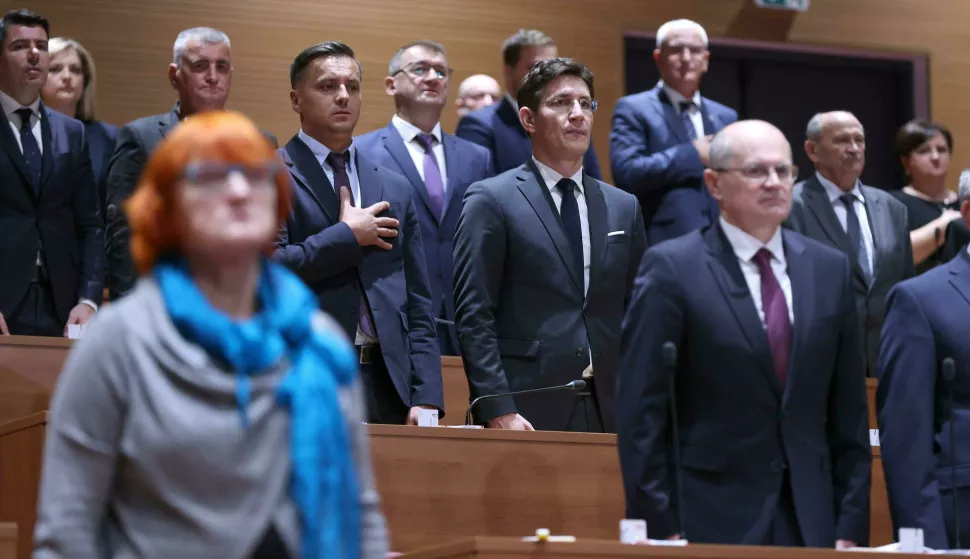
[414,133,445,218]
[326,151,378,339]
[753,248,792,385]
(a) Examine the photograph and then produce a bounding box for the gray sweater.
[33,278,389,558]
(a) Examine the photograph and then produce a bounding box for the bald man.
[786,111,914,378]
[455,74,501,119]
[617,120,870,548]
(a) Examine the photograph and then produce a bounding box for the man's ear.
[519,106,535,136]
[704,168,721,201]
[804,139,819,164]
[168,64,179,90]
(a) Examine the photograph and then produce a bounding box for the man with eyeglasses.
[786,111,914,377]
[275,41,443,426]
[105,27,277,301]
[456,28,602,179]
[453,57,646,432]
[610,19,737,246]
[616,119,870,548]
[356,40,492,356]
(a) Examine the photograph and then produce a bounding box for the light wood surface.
[0,523,16,559]
[0,337,70,426]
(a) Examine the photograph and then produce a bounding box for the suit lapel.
[157,105,180,142]
[584,175,607,307]
[441,133,464,222]
[861,186,884,285]
[381,123,437,222]
[0,110,33,196]
[948,251,970,309]
[655,87,689,144]
[283,136,340,223]
[780,232,812,406]
[356,152,385,210]
[704,226,782,399]
[699,99,720,136]
[38,106,54,194]
[518,162,584,295]
[801,177,868,288]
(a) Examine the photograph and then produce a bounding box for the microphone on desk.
[663,341,687,540]
[464,379,587,426]
[943,357,960,549]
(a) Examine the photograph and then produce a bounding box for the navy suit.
[0,105,103,330]
[616,225,871,546]
[274,136,444,417]
[877,250,970,549]
[455,96,602,179]
[610,85,737,245]
[84,120,118,216]
[355,122,493,355]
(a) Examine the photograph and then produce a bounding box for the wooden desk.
[0,524,15,559]
[442,356,469,425]
[0,337,70,426]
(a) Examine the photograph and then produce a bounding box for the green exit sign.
[754,0,810,10]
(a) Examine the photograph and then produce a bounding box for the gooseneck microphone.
[465,379,587,426]
[942,357,959,549]
[663,341,686,540]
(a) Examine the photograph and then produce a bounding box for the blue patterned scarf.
[155,257,361,559]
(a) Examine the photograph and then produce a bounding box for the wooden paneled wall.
[4,0,968,184]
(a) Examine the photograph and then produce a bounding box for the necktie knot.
[415,133,436,152]
[326,151,350,173]
[840,193,856,208]
[14,108,33,133]
[678,100,695,113]
[752,248,774,271]
[556,178,577,197]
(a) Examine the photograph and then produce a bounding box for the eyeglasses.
[713,164,799,183]
[542,97,598,114]
[181,162,281,192]
[392,62,453,81]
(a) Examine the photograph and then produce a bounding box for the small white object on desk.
[898,527,924,553]
[417,408,439,427]
[869,429,880,447]
[66,324,87,340]
[619,519,647,544]
[521,528,576,543]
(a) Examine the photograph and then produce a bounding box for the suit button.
[770,460,787,472]
[576,348,585,357]
[349,307,356,314]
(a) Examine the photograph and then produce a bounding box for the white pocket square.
[607,230,626,237]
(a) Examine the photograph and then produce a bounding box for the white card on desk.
[869,428,880,447]
[898,527,924,553]
[417,408,439,427]
[66,324,86,340]
[619,519,647,544]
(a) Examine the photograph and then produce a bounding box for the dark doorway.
[623,34,929,190]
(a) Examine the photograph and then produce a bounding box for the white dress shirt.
[720,217,795,326]
[533,158,590,294]
[661,81,704,140]
[0,89,42,155]
[816,172,875,274]
[390,114,448,191]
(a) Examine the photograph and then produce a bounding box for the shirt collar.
[0,89,41,119]
[391,114,442,145]
[505,93,519,112]
[532,157,584,195]
[659,81,702,113]
[816,171,863,204]
[298,128,357,171]
[719,216,786,266]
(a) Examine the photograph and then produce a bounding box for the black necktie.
[556,178,584,292]
[840,193,872,281]
[15,108,41,192]
[678,101,697,140]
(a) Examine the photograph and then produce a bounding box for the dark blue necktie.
[679,101,697,141]
[15,108,41,192]
[556,178,584,292]
[840,193,872,282]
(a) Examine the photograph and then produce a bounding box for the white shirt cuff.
[78,299,98,313]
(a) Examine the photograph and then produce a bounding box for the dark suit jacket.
[83,119,118,216]
[616,225,871,546]
[787,176,915,376]
[355,122,494,354]
[274,136,443,412]
[453,162,646,431]
[609,85,737,245]
[877,250,970,549]
[104,104,277,300]
[0,105,103,323]
[455,96,602,179]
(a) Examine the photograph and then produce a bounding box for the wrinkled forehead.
[821,115,865,138]
[660,28,706,50]
[540,74,590,101]
[182,40,231,64]
[400,45,447,67]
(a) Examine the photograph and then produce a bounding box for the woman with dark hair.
[892,119,967,273]
[32,111,388,558]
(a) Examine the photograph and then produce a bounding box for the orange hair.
[125,110,291,274]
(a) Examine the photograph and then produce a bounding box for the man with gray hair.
[617,119,870,547]
[610,18,737,245]
[456,28,602,178]
[786,110,913,377]
[104,27,277,299]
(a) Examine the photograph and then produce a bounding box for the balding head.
[705,120,795,241]
[805,111,866,191]
[456,74,502,118]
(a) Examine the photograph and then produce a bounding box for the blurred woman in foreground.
[32,111,388,558]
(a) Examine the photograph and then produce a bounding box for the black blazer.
[0,104,103,323]
[84,119,119,216]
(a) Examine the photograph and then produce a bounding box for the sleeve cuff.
[79,299,98,313]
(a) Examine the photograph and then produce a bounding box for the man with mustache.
[786,111,914,377]
[104,27,277,300]
[0,9,103,337]
[356,40,492,355]
[610,19,737,245]
[616,120,870,548]
[453,58,646,432]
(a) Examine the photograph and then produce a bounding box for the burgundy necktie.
[752,248,792,385]
[414,133,445,218]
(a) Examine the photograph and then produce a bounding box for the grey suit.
[453,161,647,432]
[786,176,914,376]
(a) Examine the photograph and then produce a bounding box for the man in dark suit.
[275,41,442,425]
[454,58,646,432]
[105,27,276,300]
[877,172,970,550]
[0,9,102,337]
[616,120,870,547]
[610,19,737,245]
[356,40,493,355]
[787,111,914,377]
[455,29,602,179]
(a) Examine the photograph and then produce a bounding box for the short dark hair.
[501,29,555,68]
[516,57,594,113]
[0,9,49,53]
[388,40,446,75]
[290,41,362,88]
[895,119,953,160]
